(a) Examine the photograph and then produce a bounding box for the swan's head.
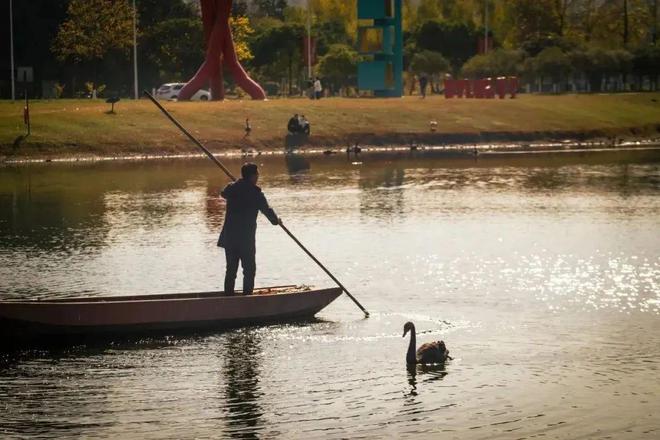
[402,321,415,337]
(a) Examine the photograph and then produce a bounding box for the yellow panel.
[385,63,395,88]
[358,27,384,53]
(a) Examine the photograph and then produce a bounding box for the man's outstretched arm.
[258,192,280,225]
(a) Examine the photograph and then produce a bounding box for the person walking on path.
[218,163,280,295]
[419,74,428,98]
[313,77,323,100]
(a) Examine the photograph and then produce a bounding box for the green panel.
[358,1,386,19]
[356,0,403,97]
[358,61,387,90]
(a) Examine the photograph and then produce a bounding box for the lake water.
[1,149,659,439]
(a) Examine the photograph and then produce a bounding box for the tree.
[501,0,561,46]
[416,0,442,23]
[52,0,134,63]
[402,0,418,32]
[232,0,249,17]
[632,46,660,90]
[568,47,633,91]
[529,47,571,86]
[410,50,451,75]
[314,19,352,56]
[310,0,357,38]
[229,16,256,62]
[251,22,306,94]
[254,0,288,19]
[410,50,451,93]
[415,19,479,67]
[140,18,204,83]
[317,44,360,95]
[461,49,524,78]
[552,0,577,37]
[136,0,196,28]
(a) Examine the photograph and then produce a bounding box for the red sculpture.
[178,0,266,101]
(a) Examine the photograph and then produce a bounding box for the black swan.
[403,321,452,364]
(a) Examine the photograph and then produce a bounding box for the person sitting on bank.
[218,163,280,296]
[288,114,301,134]
[299,115,311,135]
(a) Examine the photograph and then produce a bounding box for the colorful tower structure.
[356,0,403,97]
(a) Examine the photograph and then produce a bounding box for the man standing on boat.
[218,163,280,295]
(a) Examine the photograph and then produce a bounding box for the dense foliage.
[4,0,659,98]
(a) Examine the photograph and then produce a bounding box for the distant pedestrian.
[409,74,417,95]
[313,77,323,100]
[244,118,251,138]
[419,75,428,98]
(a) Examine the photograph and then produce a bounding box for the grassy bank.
[1,93,659,160]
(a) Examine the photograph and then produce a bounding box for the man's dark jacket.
[218,179,278,248]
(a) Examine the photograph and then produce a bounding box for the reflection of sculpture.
[178,0,266,101]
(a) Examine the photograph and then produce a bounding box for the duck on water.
[403,321,452,365]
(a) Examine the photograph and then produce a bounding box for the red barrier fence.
[444,77,518,99]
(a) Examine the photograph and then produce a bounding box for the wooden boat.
[0,286,341,342]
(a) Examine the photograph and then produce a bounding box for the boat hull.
[0,287,342,342]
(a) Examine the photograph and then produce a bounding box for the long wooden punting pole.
[144,91,369,317]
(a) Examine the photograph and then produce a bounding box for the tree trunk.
[288,56,293,96]
[654,0,658,45]
[623,0,629,47]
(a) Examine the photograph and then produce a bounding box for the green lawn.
[1,93,659,159]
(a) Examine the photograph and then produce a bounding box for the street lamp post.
[133,0,138,99]
[306,0,312,79]
[9,0,16,101]
[484,0,489,54]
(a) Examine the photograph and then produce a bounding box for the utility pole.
[133,0,138,99]
[306,0,312,79]
[653,0,658,45]
[9,0,16,101]
[484,0,489,54]
[623,0,629,47]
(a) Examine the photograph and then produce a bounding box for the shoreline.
[3,94,660,164]
[2,139,659,166]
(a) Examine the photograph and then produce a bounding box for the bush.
[529,47,572,83]
[317,44,360,95]
[415,19,479,67]
[262,81,280,96]
[410,50,450,75]
[568,47,633,91]
[461,49,524,78]
[632,46,660,77]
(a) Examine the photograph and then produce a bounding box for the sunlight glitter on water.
[1,152,659,438]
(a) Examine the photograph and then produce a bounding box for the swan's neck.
[406,327,417,364]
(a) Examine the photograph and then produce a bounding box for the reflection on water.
[223,329,263,439]
[406,363,449,398]
[0,148,659,438]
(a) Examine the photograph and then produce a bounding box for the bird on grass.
[403,321,452,365]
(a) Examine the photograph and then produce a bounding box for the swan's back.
[416,341,450,364]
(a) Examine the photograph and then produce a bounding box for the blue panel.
[358,1,386,19]
[357,0,403,97]
[358,61,387,90]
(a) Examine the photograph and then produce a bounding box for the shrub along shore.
[1,93,659,162]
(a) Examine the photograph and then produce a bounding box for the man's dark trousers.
[224,243,256,295]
